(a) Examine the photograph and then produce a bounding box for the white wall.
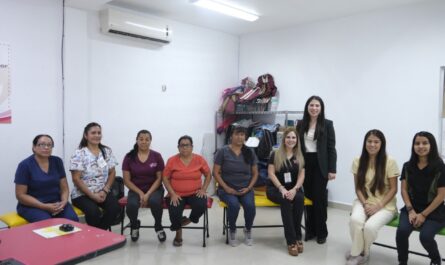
[64,7,239,179]
[0,0,63,214]
[239,0,445,206]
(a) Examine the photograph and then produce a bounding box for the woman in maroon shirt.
[122,130,166,242]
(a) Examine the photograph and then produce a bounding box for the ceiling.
[66,0,434,35]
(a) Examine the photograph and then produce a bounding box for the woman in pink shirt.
[163,135,212,247]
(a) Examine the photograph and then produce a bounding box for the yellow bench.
[0,207,84,228]
[219,194,312,244]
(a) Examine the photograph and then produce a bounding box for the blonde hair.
[273,127,305,171]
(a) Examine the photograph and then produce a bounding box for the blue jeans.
[218,188,256,232]
[396,209,445,264]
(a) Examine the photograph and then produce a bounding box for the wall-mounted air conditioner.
[100,8,172,44]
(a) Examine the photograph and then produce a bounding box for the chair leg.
[222,207,226,235]
[224,208,229,244]
[120,206,125,235]
[202,209,207,247]
[206,207,210,238]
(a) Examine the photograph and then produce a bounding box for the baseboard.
[328,200,352,211]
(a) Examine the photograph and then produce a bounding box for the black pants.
[167,194,207,231]
[126,188,164,231]
[72,193,120,230]
[267,186,304,245]
[396,209,445,264]
[303,153,328,240]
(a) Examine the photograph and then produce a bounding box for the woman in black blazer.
[297,95,337,244]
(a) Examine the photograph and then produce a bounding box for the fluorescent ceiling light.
[191,0,259,22]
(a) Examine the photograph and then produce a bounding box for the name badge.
[284,172,292,183]
[97,157,107,168]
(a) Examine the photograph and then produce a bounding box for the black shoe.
[157,230,166,242]
[130,220,141,242]
[316,237,326,244]
[305,233,316,241]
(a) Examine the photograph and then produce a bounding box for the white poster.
[0,42,11,123]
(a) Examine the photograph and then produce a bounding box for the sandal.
[296,241,304,253]
[288,244,299,256]
[157,230,166,242]
[173,237,183,247]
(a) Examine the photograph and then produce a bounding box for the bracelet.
[420,212,427,218]
[406,206,413,212]
[101,188,109,194]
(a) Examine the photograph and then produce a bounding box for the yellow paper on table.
[33,224,81,239]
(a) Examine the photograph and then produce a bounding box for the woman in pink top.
[163,135,212,247]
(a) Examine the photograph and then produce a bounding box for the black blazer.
[297,119,337,178]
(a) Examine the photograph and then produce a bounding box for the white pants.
[349,199,395,256]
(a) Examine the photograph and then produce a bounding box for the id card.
[284,172,292,183]
[97,157,107,168]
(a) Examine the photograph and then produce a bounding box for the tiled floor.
[82,199,445,265]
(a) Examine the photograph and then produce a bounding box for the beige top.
[351,157,400,212]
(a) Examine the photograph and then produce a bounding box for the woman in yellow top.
[346,129,399,265]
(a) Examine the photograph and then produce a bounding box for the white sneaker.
[346,255,364,265]
[243,228,253,246]
[229,231,238,247]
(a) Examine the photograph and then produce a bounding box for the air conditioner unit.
[100,8,172,44]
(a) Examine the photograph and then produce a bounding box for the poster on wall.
[0,42,11,124]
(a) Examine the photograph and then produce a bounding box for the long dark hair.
[297,95,326,140]
[127,130,152,161]
[407,131,443,173]
[231,126,253,165]
[79,122,108,159]
[356,129,387,198]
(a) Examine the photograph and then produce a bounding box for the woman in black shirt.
[267,127,305,256]
[396,131,445,265]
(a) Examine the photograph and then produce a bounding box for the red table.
[0,218,126,265]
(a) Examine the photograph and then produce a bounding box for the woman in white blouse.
[70,122,120,230]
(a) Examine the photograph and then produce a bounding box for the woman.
[70,122,120,230]
[396,132,445,265]
[122,130,166,242]
[163,135,212,247]
[267,128,305,256]
[296,95,337,244]
[14,135,78,222]
[346,130,399,265]
[213,126,259,247]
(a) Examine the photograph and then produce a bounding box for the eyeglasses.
[37,143,53,148]
[178,144,192,148]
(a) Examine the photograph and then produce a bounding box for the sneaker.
[243,228,253,246]
[229,231,238,247]
[130,220,140,242]
[156,230,166,242]
[346,255,364,265]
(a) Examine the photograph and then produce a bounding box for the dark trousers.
[267,186,304,245]
[72,193,120,230]
[396,209,445,264]
[218,188,256,232]
[304,153,328,239]
[18,202,79,223]
[126,188,164,231]
[167,194,207,231]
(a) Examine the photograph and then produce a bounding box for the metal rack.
[214,110,304,150]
